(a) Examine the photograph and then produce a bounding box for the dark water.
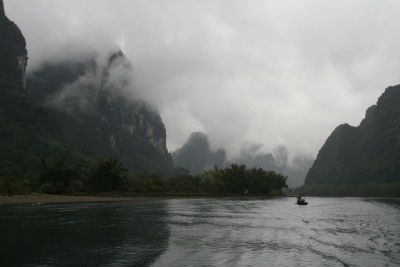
[1,198,400,266]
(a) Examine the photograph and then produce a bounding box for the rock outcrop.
[305,85,400,186]
[27,51,173,174]
[0,0,27,87]
[0,3,86,177]
[1,1,172,176]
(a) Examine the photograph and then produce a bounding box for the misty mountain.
[172,132,225,174]
[173,133,312,187]
[305,85,400,186]
[284,156,314,188]
[232,145,313,188]
[232,145,280,173]
[27,51,173,174]
[0,2,86,177]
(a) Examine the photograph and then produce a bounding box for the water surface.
[1,197,399,266]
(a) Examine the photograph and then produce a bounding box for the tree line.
[0,158,288,196]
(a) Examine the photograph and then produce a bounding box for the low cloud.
[6,0,400,158]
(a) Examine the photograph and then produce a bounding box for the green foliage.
[0,70,89,178]
[26,55,174,175]
[87,158,128,192]
[130,171,201,194]
[129,164,287,195]
[200,164,287,195]
[0,177,34,195]
[37,157,81,194]
[0,158,287,196]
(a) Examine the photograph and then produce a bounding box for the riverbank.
[0,193,135,205]
[0,193,284,205]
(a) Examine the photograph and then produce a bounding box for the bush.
[37,157,81,194]
[87,158,128,192]
[0,177,35,195]
[200,164,287,195]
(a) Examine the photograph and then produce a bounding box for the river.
[1,197,399,266]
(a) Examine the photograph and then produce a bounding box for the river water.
[1,197,399,266]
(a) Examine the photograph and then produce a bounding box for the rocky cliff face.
[0,0,173,175]
[0,3,86,177]
[27,52,173,174]
[0,0,27,87]
[305,85,400,186]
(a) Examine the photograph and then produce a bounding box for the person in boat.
[296,195,307,204]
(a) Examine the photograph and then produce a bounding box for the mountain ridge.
[27,51,173,174]
[0,2,173,177]
[305,84,400,192]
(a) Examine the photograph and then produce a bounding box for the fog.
[5,0,400,160]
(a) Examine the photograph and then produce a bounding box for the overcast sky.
[5,0,400,159]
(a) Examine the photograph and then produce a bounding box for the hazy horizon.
[6,0,400,160]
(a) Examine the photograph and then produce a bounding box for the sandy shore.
[0,194,135,205]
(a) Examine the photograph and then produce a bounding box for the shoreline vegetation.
[3,157,398,200]
[0,159,289,202]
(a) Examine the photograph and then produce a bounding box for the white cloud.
[5,0,400,158]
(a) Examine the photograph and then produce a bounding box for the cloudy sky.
[5,0,400,159]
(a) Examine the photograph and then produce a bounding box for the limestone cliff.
[0,3,86,177]
[0,0,27,87]
[1,0,172,176]
[305,85,400,186]
[27,52,173,174]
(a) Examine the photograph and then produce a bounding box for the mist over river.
[1,197,399,266]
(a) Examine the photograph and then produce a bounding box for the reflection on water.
[0,200,170,267]
[1,197,400,266]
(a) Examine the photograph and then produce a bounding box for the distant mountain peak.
[173,132,226,174]
[108,50,126,64]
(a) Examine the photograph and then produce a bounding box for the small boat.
[296,196,308,205]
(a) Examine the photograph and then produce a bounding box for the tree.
[88,158,128,192]
[37,157,80,194]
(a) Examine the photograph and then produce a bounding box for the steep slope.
[0,0,27,88]
[27,52,173,174]
[0,2,86,177]
[305,85,400,187]
[0,71,88,177]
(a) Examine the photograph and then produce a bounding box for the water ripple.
[1,197,400,266]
